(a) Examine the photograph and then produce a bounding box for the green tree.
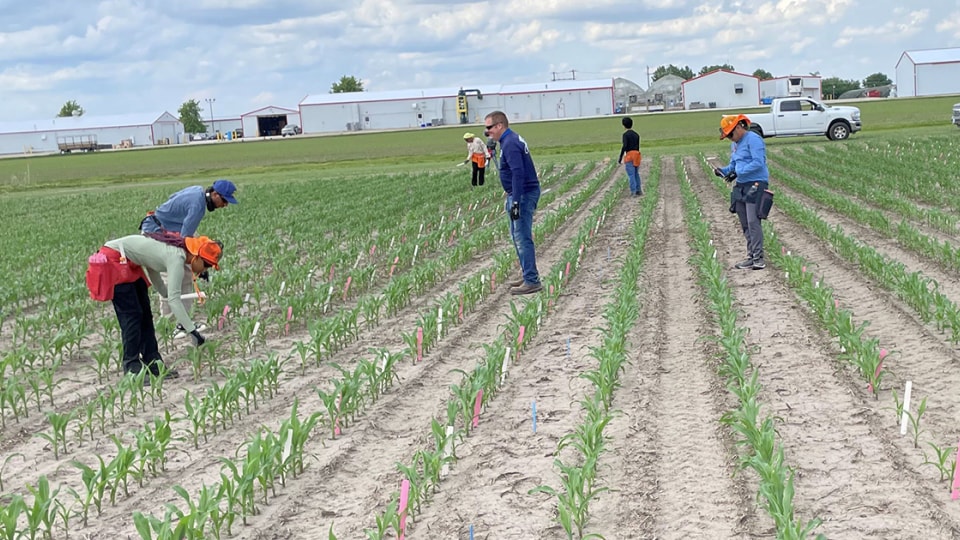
[57,100,84,117]
[753,69,774,80]
[863,72,892,88]
[651,64,694,82]
[331,75,364,93]
[178,99,206,134]
[699,64,735,75]
[821,77,861,99]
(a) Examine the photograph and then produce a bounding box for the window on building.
[734,83,744,94]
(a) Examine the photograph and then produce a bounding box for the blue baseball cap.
[212,179,238,204]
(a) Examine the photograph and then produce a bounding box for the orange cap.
[184,236,223,270]
[720,114,750,139]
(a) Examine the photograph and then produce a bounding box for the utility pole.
[646,65,650,89]
[205,98,216,135]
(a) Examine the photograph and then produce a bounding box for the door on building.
[556,100,566,118]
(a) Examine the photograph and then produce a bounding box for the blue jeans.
[506,187,541,285]
[625,162,641,194]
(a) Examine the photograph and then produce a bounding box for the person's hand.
[198,270,210,282]
[189,329,206,347]
[724,171,738,183]
[509,202,520,221]
[713,167,723,177]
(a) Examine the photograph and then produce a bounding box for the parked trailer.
[57,135,98,154]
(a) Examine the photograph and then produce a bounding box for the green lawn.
[1,94,957,193]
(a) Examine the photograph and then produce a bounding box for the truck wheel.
[750,125,764,137]
[828,122,850,140]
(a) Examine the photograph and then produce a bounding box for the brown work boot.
[510,282,543,295]
[508,276,525,288]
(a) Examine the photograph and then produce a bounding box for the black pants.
[471,162,485,186]
[112,278,163,375]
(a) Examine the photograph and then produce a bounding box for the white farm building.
[241,106,301,137]
[896,47,960,97]
[759,76,822,102]
[298,79,616,134]
[0,112,183,156]
[682,70,760,110]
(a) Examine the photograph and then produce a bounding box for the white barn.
[896,47,960,97]
[0,112,183,156]
[241,106,301,137]
[682,70,760,110]
[759,76,822,102]
[298,79,616,134]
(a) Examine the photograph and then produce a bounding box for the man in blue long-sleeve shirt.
[485,111,542,295]
[140,179,238,328]
[716,115,768,270]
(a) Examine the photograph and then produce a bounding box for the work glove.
[189,329,206,347]
[724,172,738,183]
[714,167,723,177]
[509,202,520,221]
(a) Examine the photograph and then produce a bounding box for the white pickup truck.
[745,97,862,140]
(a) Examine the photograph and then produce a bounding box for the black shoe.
[752,259,766,270]
[734,258,754,270]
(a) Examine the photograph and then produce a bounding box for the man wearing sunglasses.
[484,111,542,295]
[715,114,769,270]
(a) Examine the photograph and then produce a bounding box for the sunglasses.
[485,123,498,130]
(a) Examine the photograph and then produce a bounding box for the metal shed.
[0,112,183,156]
[682,70,760,110]
[298,79,615,134]
[896,47,960,97]
[759,76,822,102]
[241,106,301,137]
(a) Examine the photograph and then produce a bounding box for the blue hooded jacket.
[498,128,539,197]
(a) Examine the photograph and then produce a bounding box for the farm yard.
[2,103,960,539]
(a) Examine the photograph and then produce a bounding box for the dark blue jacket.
[498,128,539,197]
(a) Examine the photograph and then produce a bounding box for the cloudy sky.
[0,0,954,121]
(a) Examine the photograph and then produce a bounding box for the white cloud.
[0,0,948,121]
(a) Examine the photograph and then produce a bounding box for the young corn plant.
[923,442,956,483]
[23,475,61,540]
[529,458,608,540]
[906,397,928,449]
[69,456,110,525]
[37,410,73,459]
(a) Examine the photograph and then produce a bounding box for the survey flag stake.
[951,439,960,500]
[469,524,474,540]
[472,389,483,428]
[285,306,293,335]
[219,305,230,331]
[899,381,912,436]
[389,256,399,278]
[342,276,352,301]
[399,479,410,540]
[532,401,538,433]
[440,425,455,478]
[500,347,511,386]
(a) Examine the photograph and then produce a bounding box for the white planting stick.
[439,215,445,229]
[379,354,389,393]
[536,301,542,329]
[440,425,455,478]
[324,285,334,313]
[418,223,424,238]
[437,307,443,337]
[352,252,363,270]
[278,281,286,297]
[900,380,913,435]
[180,292,207,300]
[500,347,512,385]
[282,428,293,465]
[456,207,461,220]
[412,245,420,266]
[251,321,260,344]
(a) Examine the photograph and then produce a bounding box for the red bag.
[85,247,148,301]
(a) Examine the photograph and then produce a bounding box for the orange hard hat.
[719,114,750,139]
[184,236,223,270]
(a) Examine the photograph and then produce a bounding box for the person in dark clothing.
[617,117,642,196]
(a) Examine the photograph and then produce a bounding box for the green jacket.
[105,235,197,332]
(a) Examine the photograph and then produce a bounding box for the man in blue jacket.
[140,179,238,330]
[716,115,768,270]
[484,111,542,295]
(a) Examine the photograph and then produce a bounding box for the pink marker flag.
[416,327,423,363]
[218,305,231,330]
[517,326,526,361]
[781,246,786,255]
[472,389,483,428]
[491,272,496,292]
[285,306,293,335]
[399,478,411,539]
[370,244,376,256]
[334,395,342,437]
[952,439,960,500]
[342,276,352,301]
[389,256,399,278]
[328,265,335,282]
[565,261,571,278]
[802,265,806,274]
[458,295,464,322]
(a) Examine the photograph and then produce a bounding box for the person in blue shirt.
[139,179,238,330]
[484,111,542,295]
[716,115,768,270]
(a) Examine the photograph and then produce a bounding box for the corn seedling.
[24,475,60,540]
[0,495,25,540]
[923,442,955,483]
[70,456,110,525]
[906,397,928,449]
[0,453,24,492]
[37,410,73,459]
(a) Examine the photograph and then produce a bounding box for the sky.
[0,0,956,121]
